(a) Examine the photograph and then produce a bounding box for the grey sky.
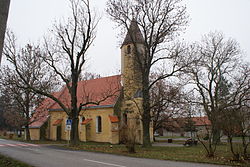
[6,0,250,76]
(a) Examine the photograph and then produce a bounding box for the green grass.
[0,134,67,145]
[0,134,24,141]
[64,142,250,167]
[0,154,32,167]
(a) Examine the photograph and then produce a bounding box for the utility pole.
[0,0,11,65]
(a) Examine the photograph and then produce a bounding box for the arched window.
[81,116,85,123]
[123,113,128,125]
[127,45,131,54]
[96,116,102,133]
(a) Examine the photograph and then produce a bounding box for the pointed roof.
[122,19,144,46]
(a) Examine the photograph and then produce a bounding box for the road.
[0,139,230,167]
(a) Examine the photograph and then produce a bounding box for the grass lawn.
[0,154,32,167]
[0,134,67,145]
[64,142,250,167]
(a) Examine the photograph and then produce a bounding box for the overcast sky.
[5,0,250,76]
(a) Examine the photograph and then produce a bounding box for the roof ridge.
[79,74,121,82]
[48,86,68,109]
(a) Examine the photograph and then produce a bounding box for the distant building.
[29,20,154,144]
[161,117,211,137]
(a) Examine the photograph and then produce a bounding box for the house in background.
[29,19,154,144]
[161,117,211,137]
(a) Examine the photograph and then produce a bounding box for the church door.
[56,126,62,140]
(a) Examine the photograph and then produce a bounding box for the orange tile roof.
[50,75,121,110]
[192,117,211,126]
[52,119,63,126]
[29,92,60,128]
[81,118,92,125]
[163,116,211,130]
[109,115,119,123]
[30,75,121,128]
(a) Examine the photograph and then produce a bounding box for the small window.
[96,116,102,133]
[81,116,85,123]
[127,45,131,54]
[123,113,128,125]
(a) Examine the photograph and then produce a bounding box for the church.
[29,20,154,144]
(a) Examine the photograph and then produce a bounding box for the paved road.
[0,139,231,167]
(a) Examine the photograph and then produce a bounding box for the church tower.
[121,19,145,97]
[120,19,146,144]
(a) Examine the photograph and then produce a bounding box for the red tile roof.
[50,75,121,110]
[109,115,119,123]
[30,75,121,128]
[163,116,211,130]
[29,92,61,128]
[192,117,211,126]
[81,118,92,125]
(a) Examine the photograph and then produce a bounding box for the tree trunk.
[212,128,221,144]
[142,75,151,147]
[242,135,249,160]
[70,73,80,145]
[25,125,30,141]
[228,135,240,160]
[70,116,79,145]
[0,0,10,64]
[24,92,31,141]
[208,138,214,157]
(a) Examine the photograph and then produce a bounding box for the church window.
[81,116,85,123]
[96,116,102,133]
[127,45,131,54]
[123,113,128,125]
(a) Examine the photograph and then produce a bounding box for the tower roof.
[122,19,144,46]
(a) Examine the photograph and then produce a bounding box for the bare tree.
[0,88,25,131]
[3,0,111,145]
[150,78,186,137]
[107,0,191,146]
[185,32,248,157]
[1,43,53,140]
[238,106,250,160]
[41,0,99,145]
[80,72,101,80]
[0,0,10,64]
[220,64,250,160]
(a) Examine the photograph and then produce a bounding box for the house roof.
[109,115,119,123]
[30,75,121,128]
[122,19,144,46]
[49,75,121,110]
[192,117,211,126]
[163,116,211,131]
[29,92,60,128]
[81,118,92,125]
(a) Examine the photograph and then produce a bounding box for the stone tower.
[121,19,145,97]
[120,19,145,144]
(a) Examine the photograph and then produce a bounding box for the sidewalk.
[153,142,183,147]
